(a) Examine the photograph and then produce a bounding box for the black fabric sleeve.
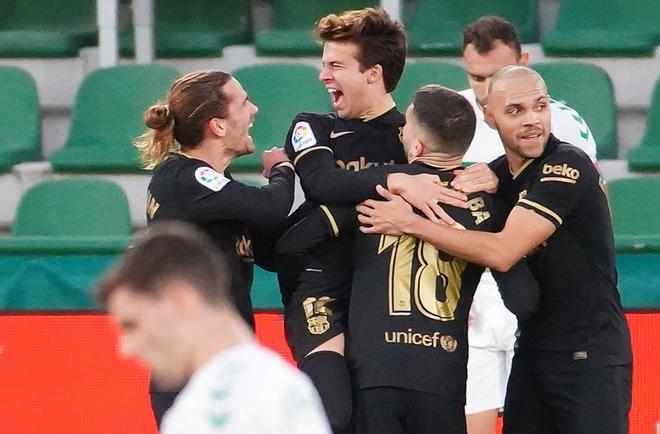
[491,259,540,322]
[283,113,391,204]
[177,162,295,228]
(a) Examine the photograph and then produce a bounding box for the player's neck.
[358,93,395,121]
[411,153,463,169]
[182,141,234,173]
[504,149,529,174]
[190,309,255,372]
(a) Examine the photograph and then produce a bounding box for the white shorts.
[465,272,517,414]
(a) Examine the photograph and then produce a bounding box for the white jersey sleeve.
[161,343,331,434]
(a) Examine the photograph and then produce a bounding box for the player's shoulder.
[538,137,597,181]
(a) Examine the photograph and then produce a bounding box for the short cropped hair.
[96,222,231,306]
[462,16,522,57]
[317,7,407,93]
[412,85,476,156]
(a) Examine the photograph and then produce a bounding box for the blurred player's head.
[484,65,550,164]
[135,70,258,169]
[401,85,476,163]
[316,7,407,119]
[462,16,529,108]
[96,222,242,389]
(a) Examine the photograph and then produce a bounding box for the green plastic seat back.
[0,66,40,169]
[0,0,96,34]
[392,61,468,108]
[532,62,617,159]
[271,0,374,30]
[407,0,538,55]
[12,179,131,237]
[552,0,658,34]
[121,0,251,57]
[231,64,331,171]
[638,78,660,149]
[66,64,178,150]
[609,178,660,242]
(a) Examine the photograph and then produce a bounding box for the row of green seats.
[1,61,643,174]
[2,0,658,59]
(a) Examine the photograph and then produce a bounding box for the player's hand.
[451,163,498,194]
[357,185,417,235]
[386,173,467,224]
[262,147,290,178]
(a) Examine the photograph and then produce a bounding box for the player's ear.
[518,51,530,66]
[366,64,383,85]
[483,104,497,130]
[163,281,200,319]
[411,139,424,158]
[209,118,226,138]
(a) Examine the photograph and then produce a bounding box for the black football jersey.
[490,135,632,372]
[347,162,495,400]
[146,153,295,327]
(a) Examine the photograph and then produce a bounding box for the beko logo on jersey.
[541,163,580,183]
[291,121,317,152]
[335,157,396,171]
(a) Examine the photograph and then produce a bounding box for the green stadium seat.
[252,266,283,310]
[391,61,468,108]
[0,179,131,311]
[628,78,660,172]
[0,67,40,172]
[407,0,539,56]
[0,0,96,57]
[231,64,331,171]
[608,178,660,253]
[50,64,178,173]
[254,0,374,56]
[543,0,660,57]
[532,62,617,159]
[120,0,251,57]
[617,254,660,309]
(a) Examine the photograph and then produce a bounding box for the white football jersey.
[161,343,331,434]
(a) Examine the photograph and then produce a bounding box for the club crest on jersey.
[195,166,230,192]
[303,296,333,335]
[291,121,317,152]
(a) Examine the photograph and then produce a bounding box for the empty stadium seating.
[0,66,40,172]
[254,0,374,56]
[628,77,660,172]
[231,63,331,171]
[391,61,468,108]
[406,0,539,56]
[120,0,251,57]
[609,178,660,253]
[0,0,97,57]
[532,62,618,159]
[543,0,660,57]
[0,179,131,310]
[49,64,178,173]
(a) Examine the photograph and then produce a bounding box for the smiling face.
[485,72,551,161]
[318,41,375,119]
[219,78,258,156]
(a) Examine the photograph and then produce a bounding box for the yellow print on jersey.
[384,328,458,352]
[303,296,334,335]
[541,163,580,184]
[467,196,491,225]
[335,157,396,171]
[146,192,160,220]
[234,235,254,261]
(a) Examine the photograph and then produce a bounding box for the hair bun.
[144,104,173,130]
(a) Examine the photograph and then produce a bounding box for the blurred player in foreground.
[96,222,331,434]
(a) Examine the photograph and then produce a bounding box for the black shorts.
[354,386,466,434]
[504,364,632,434]
[282,268,351,363]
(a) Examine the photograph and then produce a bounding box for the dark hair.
[412,85,476,156]
[462,16,522,57]
[96,222,231,307]
[135,70,233,169]
[317,7,407,93]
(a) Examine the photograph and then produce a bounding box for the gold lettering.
[471,211,491,225]
[146,192,160,220]
[422,335,432,346]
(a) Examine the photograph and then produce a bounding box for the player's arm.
[358,150,594,272]
[491,260,540,322]
[178,160,295,228]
